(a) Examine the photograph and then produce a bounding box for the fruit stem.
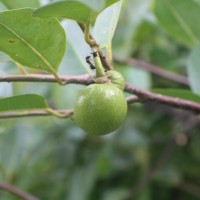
[92,49,106,79]
[46,108,73,118]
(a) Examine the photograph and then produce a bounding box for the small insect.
[91,51,98,57]
[86,56,95,70]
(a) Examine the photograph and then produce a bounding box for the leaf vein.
[0,21,55,71]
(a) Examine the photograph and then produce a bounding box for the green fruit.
[74,83,127,135]
[106,70,125,90]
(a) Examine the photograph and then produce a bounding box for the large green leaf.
[0,94,48,112]
[152,89,200,104]
[154,0,200,47]
[0,8,66,72]
[92,0,122,49]
[0,0,40,9]
[60,21,91,75]
[33,1,96,24]
[187,43,200,95]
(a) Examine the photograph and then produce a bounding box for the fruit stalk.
[92,50,106,78]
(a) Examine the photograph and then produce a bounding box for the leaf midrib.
[0,21,55,71]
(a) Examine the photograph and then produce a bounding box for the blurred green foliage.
[0,0,200,200]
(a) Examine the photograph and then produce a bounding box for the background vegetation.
[0,0,200,199]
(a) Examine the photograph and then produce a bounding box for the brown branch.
[114,57,189,86]
[0,109,73,119]
[0,74,200,114]
[0,74,94,85]
[125,83,200,113]
[0,182,39,200]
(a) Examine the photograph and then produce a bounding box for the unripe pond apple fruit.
[74,84,127,135]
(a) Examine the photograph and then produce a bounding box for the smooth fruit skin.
[74,84,127,135]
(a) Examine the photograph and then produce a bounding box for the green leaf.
[0,8,66,72]
[105,0,120,8]
[71,0,103,12]
[60,21,91,75]
[54,0,120,12]
[0,94,48,112]
[92,0,122,48]
[154,0,200,46]
[33,1,96,24]
[0,0,40,9]
[187,43,200,95]
[152,89,200,104]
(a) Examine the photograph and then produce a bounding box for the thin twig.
[0,74,94,84]
[0,182,39,200]
[114,57,189,86]
[0,109,73,119]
